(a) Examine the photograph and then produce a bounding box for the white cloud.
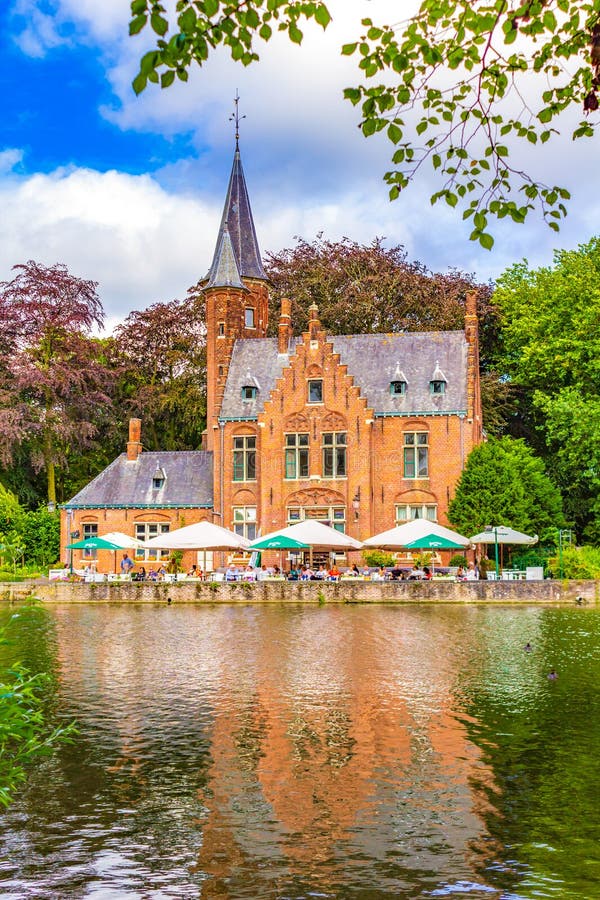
[4,0,599,319]
[0,148,24,173]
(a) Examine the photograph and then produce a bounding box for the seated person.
[350,563,360,576]
[465,563,478,581]
[456,565,467,581]
[287,566,299,581]
[242,565,257,581]
[147,568,158,581]
[408,566,425,580]
[225,564,239,582]
[133,566,147,582]
[187,564,202,578]
[300,565,312,581]
[328,564,340,580]
[315,565,328,580]
[156,565,167,580]
[422,566,432,580]
[390,566,404,580]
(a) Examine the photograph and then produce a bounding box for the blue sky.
[1,1,598,329]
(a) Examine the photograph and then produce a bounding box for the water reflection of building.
[52,605,501,895]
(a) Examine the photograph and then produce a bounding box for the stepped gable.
[220,331,468,419]
[64,451,214,508]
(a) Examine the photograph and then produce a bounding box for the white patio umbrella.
[469,526,538,578]
[144,520,250,575]
[468,526,538,545]
[98,531,147,573]
[363,519,471,550]
[256,520,362,568]
[144,520,250,551]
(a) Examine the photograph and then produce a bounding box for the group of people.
[456,563,480,581]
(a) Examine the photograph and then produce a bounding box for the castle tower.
[203,142,269,450]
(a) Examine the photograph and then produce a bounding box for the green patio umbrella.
[66,537,124,550]
[248,535,309,574]
[404,534,467,574]
[404,535,467,551]
[248,536,310,550]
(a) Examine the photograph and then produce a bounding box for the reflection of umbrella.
[469,526,538,578]
[364,519,470,550]
[248,536,309,550]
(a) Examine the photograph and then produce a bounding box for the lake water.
[0,601,599,899]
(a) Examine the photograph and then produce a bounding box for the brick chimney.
[127,418,142,461]
[464,290,481,430]
[278,297,293,353]
[308,301,321,339]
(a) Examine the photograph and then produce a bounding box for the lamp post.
[485,525,499,579]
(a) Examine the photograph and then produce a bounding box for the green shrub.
[362,549,396,568]
[547,545,600,579]
[449,554,468,568]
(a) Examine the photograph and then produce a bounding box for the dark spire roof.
[205,147,267,286]
[205,227,246,291]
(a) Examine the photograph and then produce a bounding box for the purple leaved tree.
[0,261,114,505]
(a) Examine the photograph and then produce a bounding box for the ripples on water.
[0,602,599,899]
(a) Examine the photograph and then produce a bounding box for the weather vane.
[229,90,245,149]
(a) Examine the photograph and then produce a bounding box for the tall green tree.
[448,436,565,538]
[130,0,600,244]
[492,236,600,539]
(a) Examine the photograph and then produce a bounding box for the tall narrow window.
[245,308,255,328]
[218,322,225,336]
[82,523,98,559]
[308,379,323,403]
[285,433,310,479]
[322,432,347,478]
[233,435,257,481]
[403,432,429,478]
[233,507,257,541]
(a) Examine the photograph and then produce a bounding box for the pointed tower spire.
[205,138,267,285]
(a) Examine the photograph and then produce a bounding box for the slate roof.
[219,332,469,419]
[205,228,246,291]
[205,147,267,285]
[63,451,214,509]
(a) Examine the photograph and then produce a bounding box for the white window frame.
[134,523,170,561]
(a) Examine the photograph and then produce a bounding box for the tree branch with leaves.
[130,0,600,246]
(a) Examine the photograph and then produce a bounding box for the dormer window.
[390,380,407,395]
[241,385,258,400]
[429,361,447,395]
[152,467,166,490]
[244,308,255,328]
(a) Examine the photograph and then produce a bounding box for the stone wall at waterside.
[1,579,597,605]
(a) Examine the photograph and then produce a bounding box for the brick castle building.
[61,142,482,571]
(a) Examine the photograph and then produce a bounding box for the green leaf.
[161,69,175,88]
[204,0,219,16]
[132,72,147,95]
[150,13,168,36]
[289,23,303,44]
[478,232,494,250]
[387,123,402,144]
[341,42,357,56]
[129,15,147,36]
[315,5,332,29]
